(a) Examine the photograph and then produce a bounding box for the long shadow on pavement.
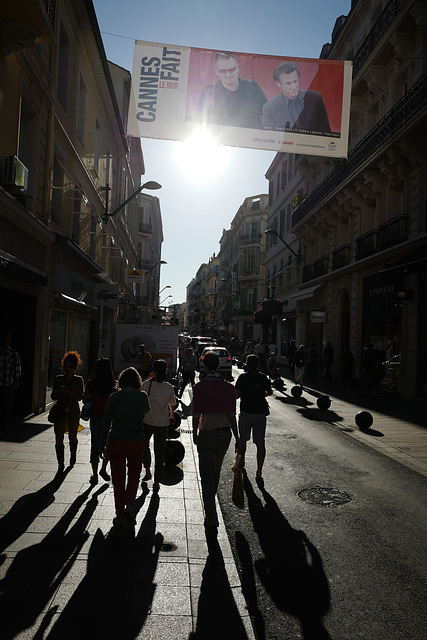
[0,470,71,554]
[1,485,106,640]
[44,489,161,639]
[243,472,332,640]
[189,539,249,640]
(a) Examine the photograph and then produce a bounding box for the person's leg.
[54,420,65,471]
[238,413,253,468]
[198,429,231,528]
[189,371,196,389]
[255,443,266,479]
[152,426,168,485]
[142,423,154,479]
[252,415,267,480]
[108,439,127,519]
[67,416,79,466]
[124,440,144,506]
[89,415,102,481]
[179,371,189,397]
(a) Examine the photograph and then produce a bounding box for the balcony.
[239,234,262,246]
[0,0,56,49]
[356,230,378,260]
[292,73,427,227]
[332,244,351,270]
[139,223,152,235]
[302,255,329,282]
[378,214,408,251]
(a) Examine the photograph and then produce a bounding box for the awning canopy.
[380,246,427,274]
[288,283,324,301]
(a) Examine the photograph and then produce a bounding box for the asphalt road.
[217,377,427,640]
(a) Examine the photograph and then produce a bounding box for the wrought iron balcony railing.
[292,73,427,227]
[332,244,351,270]
[378,214,408,251]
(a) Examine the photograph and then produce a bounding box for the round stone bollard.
[164,440,185,466]
[274,378,284,391]
[291,385,303,398]
[317,395,331,411]
[355,410,373,430]
[170,411,182,429]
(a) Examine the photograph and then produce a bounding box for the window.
[77,74,88,144]
[57,23,70,109]
[281,160,288,189]
[51,154,65,225]
[93,118,101,175]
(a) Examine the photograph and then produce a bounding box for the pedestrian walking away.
[135,343,153,381]
[83,358,116,485]
[235,354,273,482]
[294,344,306,387]
[323,342,334,382]
[179,347,198,397]
[100,367,150,527]
[192,350,243,541]
[142,360,176,493]
[0,330,21,431]
[51,350,84,472]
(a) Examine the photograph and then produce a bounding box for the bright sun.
[175,130,230,182]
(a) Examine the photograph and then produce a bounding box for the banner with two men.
[128,41,352,158]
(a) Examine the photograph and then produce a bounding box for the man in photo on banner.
[196,52,267,129]
[262,60,331,134]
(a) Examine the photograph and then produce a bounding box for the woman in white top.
[142,360,176,492]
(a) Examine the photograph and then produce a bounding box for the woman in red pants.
[100,367,150,527]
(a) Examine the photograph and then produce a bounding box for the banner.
[115,324,179,373]
[129,41,352,158]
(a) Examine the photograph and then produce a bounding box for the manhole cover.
[160,542,178,552]
[297,486,352,507]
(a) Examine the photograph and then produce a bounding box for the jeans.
[89,414,103,463]
[197,428,232,528]
[143,423,168,482]
[107,438,144,517]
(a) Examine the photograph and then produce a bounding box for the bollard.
[355,410,373,430]
[317,395,331,410]
[291,385,303,398]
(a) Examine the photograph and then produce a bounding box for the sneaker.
[124,505,136,525]
[112,516,124,527]
[99,469,111,482]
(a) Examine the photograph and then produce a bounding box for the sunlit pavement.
[0,387,255,640]
[260,365,427,478]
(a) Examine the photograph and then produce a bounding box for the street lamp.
[160,294,172,305]
[103,180,162,223]
[265,229,302,262]
[158,285,171,296]
[146,260,167,275]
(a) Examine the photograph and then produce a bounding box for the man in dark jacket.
[262,60,331,134]
[235,354,272,482]
[196,52,267,129]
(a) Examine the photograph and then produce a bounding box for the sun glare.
[175,130,230,182]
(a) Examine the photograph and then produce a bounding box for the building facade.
[0,1,162,418]
[265,0,427,398]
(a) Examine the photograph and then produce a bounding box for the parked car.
[199,347,233,380]
[191,336,217,355]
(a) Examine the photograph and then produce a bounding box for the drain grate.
[160,542,178,552]
[297,486,352,507]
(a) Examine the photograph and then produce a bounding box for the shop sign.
[311,311,326,323]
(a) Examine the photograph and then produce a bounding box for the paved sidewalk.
[0,387,255,640]
[274,369,427,478]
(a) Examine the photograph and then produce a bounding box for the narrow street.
[218,369,427,640]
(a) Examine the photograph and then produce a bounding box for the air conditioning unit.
[1,155,29,195]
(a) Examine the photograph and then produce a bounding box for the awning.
[380,246,427,274]
[288,283,324,301]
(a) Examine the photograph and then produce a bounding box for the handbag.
[80,398,93,421]
[48,400,66,424]
[231,453,244,509]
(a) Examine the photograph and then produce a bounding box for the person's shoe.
[89,475,98,485]
[141,471,152,482]
[153,482,160,493]
[255,476,264,487]
[205,525,218,541]
[113,516,124,527]
[99,469,111,482]
[124,505,136,525]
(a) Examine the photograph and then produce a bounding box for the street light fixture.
[103,180,162,223]
[158,285,171,296]
[265,229,302,262]
[146,260,167,275]
[160,294,172,305]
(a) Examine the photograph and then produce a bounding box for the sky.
[92,0,352,305]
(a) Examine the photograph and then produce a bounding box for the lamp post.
[103,180,162,223]
[265,228,302,263]
[145,260,167,275]
[158,285,171,296]
[160,294,172,305]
